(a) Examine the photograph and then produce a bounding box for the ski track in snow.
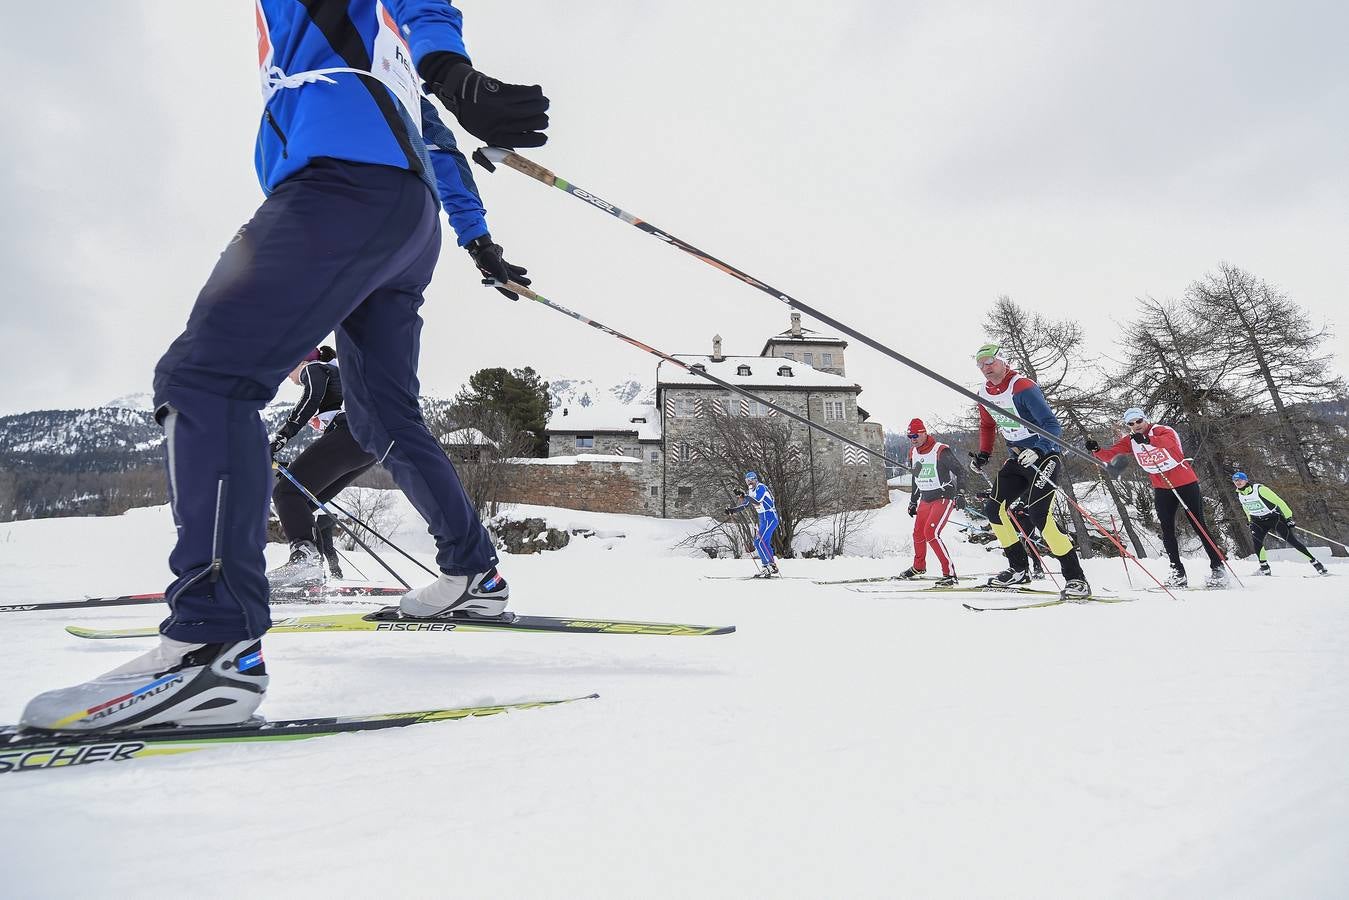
[1,499,1347,898]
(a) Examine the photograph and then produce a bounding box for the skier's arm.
[1092,434,1133,463]
[1146,425,1186,461]
[387,0,469,65]
[421,97,489,246]
[937,445,964,495]
[1011,383,1061,454]
[278,363,329,440]
[1258,484,1294,519]
[977,405,996,454]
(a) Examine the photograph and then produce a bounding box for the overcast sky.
[3,1,1346,431]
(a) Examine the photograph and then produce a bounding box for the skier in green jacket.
[1231,472,1328,576]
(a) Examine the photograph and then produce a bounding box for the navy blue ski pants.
[152,158,498,643]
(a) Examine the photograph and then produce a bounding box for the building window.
[823,400,845,421]
[748,399,771,417]
[678,486,693,498]
[576,435,595,449]
[777,365,793,377]
[784,352,796,360]
[804,351,815,366]
[673,397,699,418]
[649,450,659,462]
[650,486,659,497]
[736,364,752,376]
[822,352,834,367]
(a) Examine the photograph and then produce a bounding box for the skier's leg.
[273,434,337,543]
[150,162,434,643]
[1274,518,1319,563]
[1250,516,1272,563]
[308,418,379,506]
[1154,487,1184,573]
[1177,482,1224,568]
[1021,454,1085,582]
[758,514,779,566]
[911,500,930,571]
[926,498,955,576]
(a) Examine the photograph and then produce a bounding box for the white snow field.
[2,497,1347,899]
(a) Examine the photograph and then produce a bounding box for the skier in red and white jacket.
[1087,407,1225,588]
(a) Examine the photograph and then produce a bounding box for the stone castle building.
[533,313,888,518]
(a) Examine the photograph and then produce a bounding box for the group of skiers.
[885,343,1329,596]
[16,0,1333,737]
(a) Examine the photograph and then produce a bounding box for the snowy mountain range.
[548,376,653,415]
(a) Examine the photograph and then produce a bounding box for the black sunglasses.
[1126,418,1146,426]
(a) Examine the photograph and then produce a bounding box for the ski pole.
[1155,471,1245,588]
[1025,462,1181,600]
[474,147,1109,474]
[492,280,901,468]
[1110,514,1134,589]
[335,548,369,582]
[274,465,412,590]
[1293,525,1349,552]
[324,497,437,578]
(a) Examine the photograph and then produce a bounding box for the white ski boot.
[400,567,510,620]
[22,638,267,732]
[1311,560,1329,576]
[1164,566,1188,588]
[988,569,1031,588]
[1060,579,1092,602]
[1255,561,1272,576]
[267,540,324,590]
[1204,566,1228,589]
[895,566,926,580]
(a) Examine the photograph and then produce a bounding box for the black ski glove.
[969,450,990,473]
[420,52,549,149]
[269,435,287,459]
[907,501,918,517]
[1284,516,1297,529]
[1084,438,1100,452]
[466,235,530,300]
[1130,432,1151,445]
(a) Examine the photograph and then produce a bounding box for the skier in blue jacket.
[725,472,781,577]
[24,1,548,733]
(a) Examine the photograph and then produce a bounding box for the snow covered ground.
[1,497,1347,898]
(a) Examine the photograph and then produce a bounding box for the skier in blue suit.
[24,0,549,733]
[725,471,781,577]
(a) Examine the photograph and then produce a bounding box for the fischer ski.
[0,693,598,774]
[814,574,989,586]
[2,585,404,615]
[962,597,1134,612]
[66,607,736,641]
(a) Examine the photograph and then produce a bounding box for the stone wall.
[548,432,640,459]
[499,458,658,516]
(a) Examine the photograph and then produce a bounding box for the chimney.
[790,312,802,336]
[711,334,724,361]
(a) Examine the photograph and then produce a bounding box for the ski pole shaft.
[324,498,437,577]
[1111,514,1134,589]
[1293,525,1349,552]
[1156,472,1245,587]
[335,548,369,582]
[475,147,1109,474]
[274,465,412,590]
[499,280,901,468]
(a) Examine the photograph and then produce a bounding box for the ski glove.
[466,235,530,300]
[1284,517,1297,529]
[722,506,739,515]
[268,436,287,459]
[907,501,918,517]
[969,451,990,472]
[1084,438,1100,452]
[420,52,549,149]
[1130,432,1151,444]
[1016,448,1041,469]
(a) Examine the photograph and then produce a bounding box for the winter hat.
[907,417,927,434]
[744,471,758,482]
[1231,471,1249,482]
[1121,407,1148,425]
[302,348,322,363]
[974,343,1009,364]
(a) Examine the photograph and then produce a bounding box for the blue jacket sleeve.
[1012,384,1062,455]
[388,0,470,66]
[421,97,489,246]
